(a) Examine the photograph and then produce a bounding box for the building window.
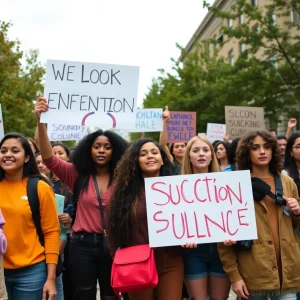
[269,10,276,25]
[269,54,278,68]
[239,13,244,24]
[216,31,224,43]
[240,42,246,53]
[253,23,260,33]
[228,18,233,28]
[291,9,300,23]
[251,0,258,7]
[229,49,235,66]
[213,34,217,52]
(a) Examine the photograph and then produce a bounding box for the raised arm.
[159,106,173,162]
[34,126,40,150]
[35,97,53,160]
[286,118,297,139]
[35,97,78,189]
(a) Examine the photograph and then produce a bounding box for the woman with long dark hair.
[35,97,128,300]
[218,131,300,300]
[214,141,233,171]
[0,133,60,300]
[227,138,241,171]
[283,133,300,196]
[108,138,183,300]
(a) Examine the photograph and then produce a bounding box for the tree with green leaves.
[142,0,300,134]
[0,21,45,137]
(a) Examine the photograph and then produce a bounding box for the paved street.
[96,287,237,300]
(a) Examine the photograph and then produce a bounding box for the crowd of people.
[0,98,299,300]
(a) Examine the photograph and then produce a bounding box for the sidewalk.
[96,287,237,299]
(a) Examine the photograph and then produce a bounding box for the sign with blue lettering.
[167,111,197,143]
[47,124,88,141]
[124,108,163,132]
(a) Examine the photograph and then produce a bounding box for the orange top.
[0,178,60,269]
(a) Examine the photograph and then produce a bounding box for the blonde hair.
[182,136,219,175]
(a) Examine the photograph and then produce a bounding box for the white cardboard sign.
[206,123,226,142]
[41,59,140,129]
[124,108,163,132]
[145,170,257,248]
[47,124,88,141]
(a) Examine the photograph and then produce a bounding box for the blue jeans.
[184,244,227,279]
[248,294,297,300]
[4,261,47,300]
[56,273,64,300]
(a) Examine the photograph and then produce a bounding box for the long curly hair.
[108,138,175,248]
[72,129,128,188]
[182,136,219,175]
[237,131,282,174]
[284,133,300,179]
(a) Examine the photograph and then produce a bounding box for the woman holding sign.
[181,136,231,300]
[35,97,128,300]
[159,106,186,173]
[108,138,184,300]
[218,131,300,300]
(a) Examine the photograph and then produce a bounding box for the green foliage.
[0,21,45,138]
[143,0,300,133]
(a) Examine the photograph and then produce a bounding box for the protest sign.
[55,194,65,214]
[0,105,4,140]
[167,111,196,143]
[47,124,88,141]
[124,108,163,132]
[206,123,226,142]
[145,170,257,248]
[41,60,139,129]
[225,106,265,139]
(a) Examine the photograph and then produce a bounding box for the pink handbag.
[111,244,158,294]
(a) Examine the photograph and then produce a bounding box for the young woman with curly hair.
[181,136,231,300]
[218,131,300,300]
[108,138,183,300]
[35,97,128,300]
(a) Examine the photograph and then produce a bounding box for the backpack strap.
[27,177,45,247]
[274,173,285,205]
[72,174,89,224]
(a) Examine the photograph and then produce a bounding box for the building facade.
[180,0,300,135]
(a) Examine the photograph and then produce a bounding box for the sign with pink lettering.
[144,170,257,247]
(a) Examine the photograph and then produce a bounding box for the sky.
[1,0,208,107]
